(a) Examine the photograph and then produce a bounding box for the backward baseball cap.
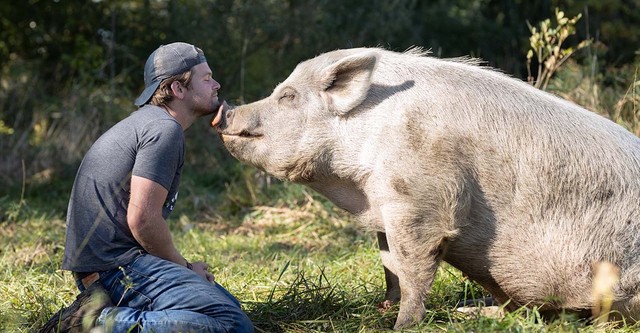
[134,42,207,106]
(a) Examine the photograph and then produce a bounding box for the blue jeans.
[80,253,254,333]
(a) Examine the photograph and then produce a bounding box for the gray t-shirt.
[62,105,184,272]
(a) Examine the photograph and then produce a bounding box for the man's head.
[135,42,218,109]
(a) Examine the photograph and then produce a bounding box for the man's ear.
[170,81,185,99]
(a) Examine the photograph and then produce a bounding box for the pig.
[211,47,640,329]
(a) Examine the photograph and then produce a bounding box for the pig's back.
[372,49,640,202]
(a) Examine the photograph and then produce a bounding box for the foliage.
[0,120,13,135]
[522,6,639,136]
[612,66,640,136]
[526,8,592,90]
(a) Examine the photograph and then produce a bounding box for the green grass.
[1,171,639,333]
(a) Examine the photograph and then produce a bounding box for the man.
[40,42,254,333]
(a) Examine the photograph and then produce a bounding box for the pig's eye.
[278,90,296,102]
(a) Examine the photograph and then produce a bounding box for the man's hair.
[149,69,195,107]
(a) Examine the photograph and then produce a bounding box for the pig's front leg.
[384,215,448,330]
[377,231,401,310]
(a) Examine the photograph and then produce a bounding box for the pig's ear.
[320,52,378,116]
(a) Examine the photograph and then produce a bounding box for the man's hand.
[190,261,215,282]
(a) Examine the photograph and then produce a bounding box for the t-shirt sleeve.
[132,120,184,190]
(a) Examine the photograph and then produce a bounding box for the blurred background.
[1,0,639,220]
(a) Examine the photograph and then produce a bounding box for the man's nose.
[212,79,221,91]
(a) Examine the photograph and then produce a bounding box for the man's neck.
[163,105,195,131]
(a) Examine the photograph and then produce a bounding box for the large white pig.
[211,47,640,329]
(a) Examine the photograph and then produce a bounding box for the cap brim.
[134,80,161,107]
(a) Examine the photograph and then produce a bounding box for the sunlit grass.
[2,175,639,332]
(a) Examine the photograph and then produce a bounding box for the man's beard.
[210,99,222,113]
[193,97,220,117]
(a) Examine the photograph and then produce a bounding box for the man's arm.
[128,175,215,282]
[128,175,185,265]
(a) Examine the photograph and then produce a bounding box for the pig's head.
[212,49,379,182]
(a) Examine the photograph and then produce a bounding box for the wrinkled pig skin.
[212,47,640,329]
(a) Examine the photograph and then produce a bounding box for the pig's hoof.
[393,306,426,330]
[393,317,417,330]
[377,299,395,313]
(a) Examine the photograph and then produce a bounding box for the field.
[1,164,639,333]
[1,1,639,332]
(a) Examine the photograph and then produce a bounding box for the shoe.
[39,283,113,333]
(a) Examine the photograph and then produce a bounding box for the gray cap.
[134,42,207,106]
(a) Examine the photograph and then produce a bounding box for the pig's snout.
[210,103,234,130]
[213,104,264,140]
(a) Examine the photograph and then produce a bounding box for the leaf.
[544,58,556,69]
[577,40,593,49]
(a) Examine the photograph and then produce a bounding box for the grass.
[1,169,639,333]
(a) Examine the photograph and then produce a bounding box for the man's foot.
[39,283,113,333]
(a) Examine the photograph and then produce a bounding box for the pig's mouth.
[220,130,263,140]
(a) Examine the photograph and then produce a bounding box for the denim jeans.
[80,253,254,333]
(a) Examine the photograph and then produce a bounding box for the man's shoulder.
[90,106,182,153]
[122,105,183,134]
[132,105,178,123]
